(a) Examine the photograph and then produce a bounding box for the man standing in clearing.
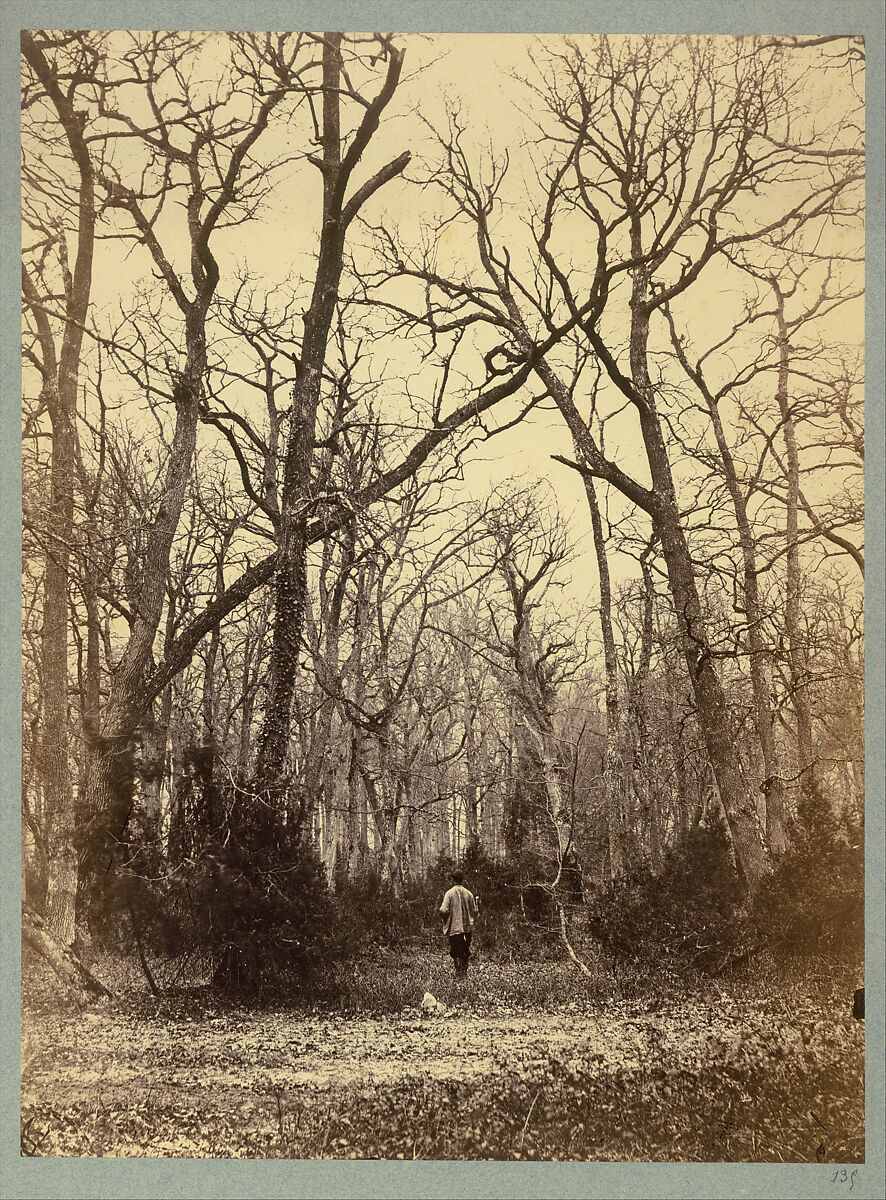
[439,870,478,977]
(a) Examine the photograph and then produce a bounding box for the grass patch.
[321,944,614,1013]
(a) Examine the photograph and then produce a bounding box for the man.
[439,870,478,976]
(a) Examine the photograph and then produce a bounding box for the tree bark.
[22,33,98,945]
[252,34,409,804]
[492,264,770,889]
[23,905,112,1007]
[624,274,769,889]
[84,333,205,872]
[531,339,769,890]
[773,282,817,804]
[666,311,789,854]
[77,36,295,892]
[580,470,629,877]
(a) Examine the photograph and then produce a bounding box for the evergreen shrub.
[585,822,748,973]
[753,790,863,964]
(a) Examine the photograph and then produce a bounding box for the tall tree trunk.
[463,687,481,846]
[39,404,78,946]
[628,549,658,869]
[22,33,98,944]
[667,314,789,854]
[84,327,205,874]
[507,575,566,866]
[252,35,345,801]
[773,282,817,805]
[579,469,629,878]
[252,33,409,805]
[626,278,769,889]
[346,731,368,876]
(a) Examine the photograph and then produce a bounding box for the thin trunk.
[23,904,111,1007]
[773,283,816,804]
[128,899,160,996]
[346,732,368,876]
[138,703,167,829]
[631,552,659,869]
[581,471,628,877]
[235,603,269,777]
[463,683,481,845]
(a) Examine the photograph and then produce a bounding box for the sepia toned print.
[21,30,864,1161]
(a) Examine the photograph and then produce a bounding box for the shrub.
[186,812,337,996]
[326,843,555,959]
[753,789,863,965]
[330,869,429,952]
[585,821,748,973]
[84,778,342,997]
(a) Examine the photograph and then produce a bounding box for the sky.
[22,30,866,627]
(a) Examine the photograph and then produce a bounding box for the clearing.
[21,983,864,1160]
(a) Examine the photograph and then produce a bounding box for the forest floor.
[21,952,865,1161]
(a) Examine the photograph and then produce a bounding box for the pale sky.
[25,31,865,627]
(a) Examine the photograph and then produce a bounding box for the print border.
[1,3,882,1197]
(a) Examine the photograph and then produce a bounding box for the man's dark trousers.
[449,931,472,975]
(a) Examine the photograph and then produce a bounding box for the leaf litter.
[21,987,863,1159]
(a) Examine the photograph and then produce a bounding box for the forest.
[20,29,866,1164]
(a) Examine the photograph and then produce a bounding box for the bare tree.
[22,31,103,950]
[392,34,862,891]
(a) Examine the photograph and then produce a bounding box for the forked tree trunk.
[83,358,203,872]
[253,36,345,798]
[253,34,409,807]
[75,41,291,899]
[667,313,789,854]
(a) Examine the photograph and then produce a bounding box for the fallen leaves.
[20,970,864,1161]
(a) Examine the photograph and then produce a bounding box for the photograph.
[17,22,869,1171]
